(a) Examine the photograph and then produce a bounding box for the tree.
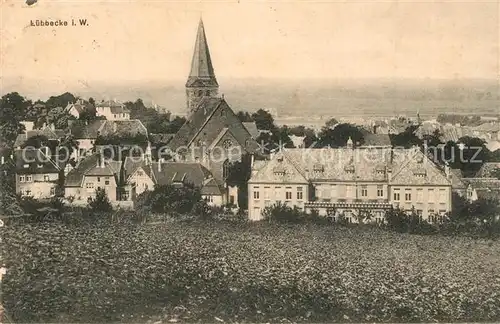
[226,154,252,209]
[0,92,28,146]
[252,109,274,131]
[88,188,112,212]
[325,118,339,129]
[457,136,488,177]
[236,111,253,122]
[58,134,79,164]
[45,92,76,109]
[316,123,365,148]
[165,116,186,134]
[390,125,422,148]
[46,106,76,130]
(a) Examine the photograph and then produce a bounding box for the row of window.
[317,185,385,199]
[393,188,447,203]
[19,175,53,182]
[23,163,45,169]
[253,186,303,201]
[19,187,56,196]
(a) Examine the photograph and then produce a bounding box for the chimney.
[50,123,55,131]
[373,125,378,134]
[1,156,4,164]
[250,154,254,169]
[347,136,353,149]
[444,162,451,180]
[44,146,50,157]
[158,160,162,172]
[99,154,105,168]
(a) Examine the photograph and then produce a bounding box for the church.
[167,19,260,203]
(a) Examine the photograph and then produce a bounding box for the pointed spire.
[186,18,218,87]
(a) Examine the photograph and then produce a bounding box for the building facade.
[248,147,453,222]
[96,100,130,121]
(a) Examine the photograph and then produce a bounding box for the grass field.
[2,221,500,323]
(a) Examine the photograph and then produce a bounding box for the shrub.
[263,202,305,223]
[88,188,112,212]
[135,184,205,216]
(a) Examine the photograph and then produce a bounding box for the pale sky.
[1,0,499,84]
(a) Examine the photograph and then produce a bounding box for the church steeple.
[186,18,219,114]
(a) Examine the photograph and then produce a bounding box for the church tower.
[186,18,219,114]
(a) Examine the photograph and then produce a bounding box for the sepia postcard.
[1,0,500,323]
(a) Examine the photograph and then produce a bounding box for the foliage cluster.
[2,221,500,323]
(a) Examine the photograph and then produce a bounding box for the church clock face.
[222,139,232,149]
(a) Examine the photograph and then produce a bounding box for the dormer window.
[313,163,324,172]
[413,169,426,177]
[23,164,29,168]
[37,164,43,168]
[273,166,286,176]
[344,165,355,174]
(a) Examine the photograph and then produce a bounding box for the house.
[248,146,453,222]
[15,148,64,199]
[14,125,65,149]
[64,153,122,205]
[462,178,500,201]
[65,99,92,119]
[121,157,225,206]
[69,119,148,161]
[96,100,130,121]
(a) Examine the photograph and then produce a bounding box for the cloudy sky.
[1,0,498,85]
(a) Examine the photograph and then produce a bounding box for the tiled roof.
[475,162,500,178]
[65,100,91,114]
[486,141,500,152]
[64,154,100,186]
[96,100,125,108]
[14,127,65,147]
[168,97,223,150]
[462,178,500,189]
[450,168,466,189]
[243,122,259,139]
[150,133,175,145]
[168,98,259,155]
[146,161,222,195]
[110,106,130,114]
[100,120,148,137]
[14,148,63,175]
[250,147,450,187]
[64,154,121,187]
[362,133,392,147]
[123,156,146,180]
[72,120,147,139]
[473,122,500,133]
[70,120,106,139]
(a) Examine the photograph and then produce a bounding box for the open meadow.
[2,221,500,323]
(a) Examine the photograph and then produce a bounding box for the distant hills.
[2,77,498,120]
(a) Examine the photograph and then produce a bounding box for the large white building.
[248,145,453,222]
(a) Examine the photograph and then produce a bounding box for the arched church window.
[223,159,230,180]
